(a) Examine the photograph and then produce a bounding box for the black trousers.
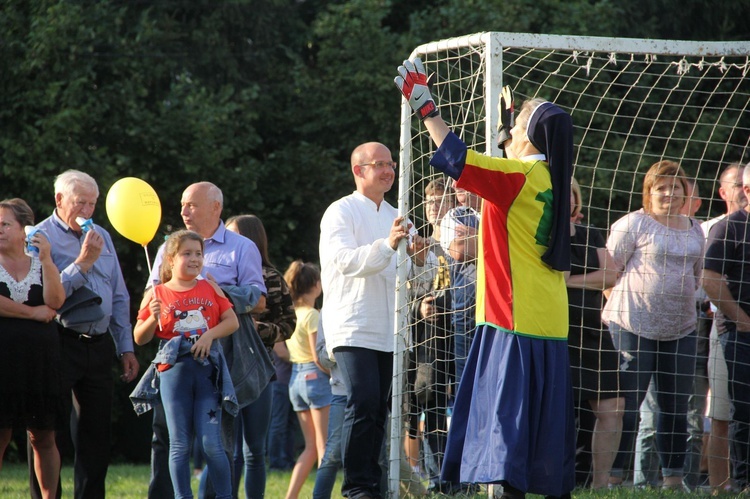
[334,347,393,499]
[29,329,115,499]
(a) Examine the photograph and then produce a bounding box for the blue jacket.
[129,334,238,417]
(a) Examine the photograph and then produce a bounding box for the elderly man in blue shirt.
[29,169,138,499]
[145,181,268,499]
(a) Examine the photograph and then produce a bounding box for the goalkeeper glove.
[395,57,440,121]
[497,85,515,150]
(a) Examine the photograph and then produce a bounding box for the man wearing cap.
[396,60,575,499]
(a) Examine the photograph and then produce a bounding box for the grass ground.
[0,462,711,498]
[0,462,342,498]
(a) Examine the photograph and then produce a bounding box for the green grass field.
[0,462,711,498]
[0,463,344,499]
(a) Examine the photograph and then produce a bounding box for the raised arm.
[35,232,65,309]
[320,203,397,279]
[395,58,451,148]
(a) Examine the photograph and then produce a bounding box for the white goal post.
[391,32,750,496]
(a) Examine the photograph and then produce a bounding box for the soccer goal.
[391,32,750,495]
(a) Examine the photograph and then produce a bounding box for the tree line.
[1,0,748,461]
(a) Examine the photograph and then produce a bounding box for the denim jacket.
[129,334,238,417]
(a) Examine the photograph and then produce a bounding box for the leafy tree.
[2,0,749,462]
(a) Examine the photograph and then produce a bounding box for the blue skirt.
[441,325,576,496]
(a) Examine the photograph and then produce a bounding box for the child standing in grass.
[131,230,239,499]
[283,260,331,499]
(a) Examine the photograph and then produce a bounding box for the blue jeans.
[235,383,272,499]
[610,325,696,478]
[334,347,392,499]
[313,394,347,499]
[149,404,174,498]
[634,381,660,487]
[288,362,332,411]
[722,329,750,488]
[634,341,709,490]
[684,353,709,490]
[267,380,297,470]
[193,436,205,471]
[160,355,232,499]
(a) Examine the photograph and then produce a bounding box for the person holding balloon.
[133,229,240,499]
[145,181,268,499]
[29,170,139,499]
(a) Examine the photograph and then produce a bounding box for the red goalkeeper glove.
[395,57,440,121]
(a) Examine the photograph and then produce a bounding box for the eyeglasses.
[358,161,397,171]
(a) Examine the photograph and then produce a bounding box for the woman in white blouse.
[603,160,704,489]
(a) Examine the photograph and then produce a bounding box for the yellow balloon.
[105,177,162,246]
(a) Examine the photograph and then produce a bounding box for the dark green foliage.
[1,0,748,462]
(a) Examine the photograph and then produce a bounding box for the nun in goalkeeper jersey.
[395,58,575,499]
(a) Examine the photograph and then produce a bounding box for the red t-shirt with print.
[138,279,233,341]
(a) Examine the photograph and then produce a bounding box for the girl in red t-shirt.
[135,230,238,499]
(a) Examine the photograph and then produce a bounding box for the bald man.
[146,181,267,498]
[319,142,433,499]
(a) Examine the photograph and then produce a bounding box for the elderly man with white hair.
[30,169,138,499]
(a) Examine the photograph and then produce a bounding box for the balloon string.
[154,288,164,332]
[143,244,152,272]
[144,244,163,331]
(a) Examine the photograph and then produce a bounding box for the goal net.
[391,32,750,494]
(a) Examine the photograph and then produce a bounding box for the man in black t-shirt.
[704,163,750,490]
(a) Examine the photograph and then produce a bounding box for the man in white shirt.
[319,142,431,499]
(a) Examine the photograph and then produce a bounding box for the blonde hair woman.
[603,161,704,489]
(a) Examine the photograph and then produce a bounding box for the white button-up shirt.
[320,191,434,355]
